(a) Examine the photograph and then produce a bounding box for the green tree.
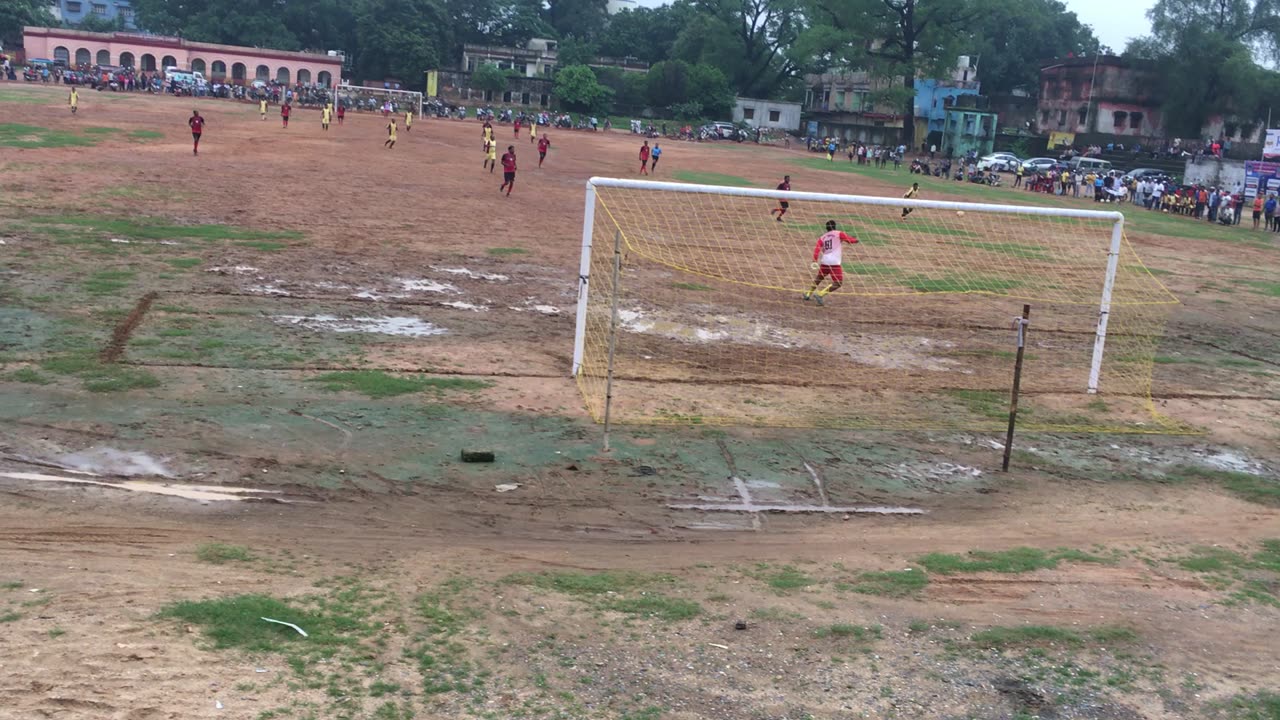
[73,14,127,33]
[352,0,452,87]
[0,0,57,48]
[687,63,735,117]
[131,0,302,49]
[966,0,1097,95]
[556,36,597,66]
[598,3,697,64]
[554,63,612,111]
[548,0,609,41]
[646,60,691,108]
[444,0,553,50]
[471,62,508,93]
[676,0,805,98]
[800,0,975,148]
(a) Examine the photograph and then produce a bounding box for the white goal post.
[335,83,423,117]
[573,177,1125,393]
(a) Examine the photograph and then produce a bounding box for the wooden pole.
[1002,304,1031,472]
[602,229,623,453]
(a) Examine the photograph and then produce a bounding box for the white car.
[1020,157,1058,172]
[977,153,1021,171]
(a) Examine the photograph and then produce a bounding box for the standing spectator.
[1263,193,1276,230]
[281,101,291,128]
[188,109,205,156]
[639,140,651,175]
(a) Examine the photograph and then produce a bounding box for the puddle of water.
[273,314,447,337]
[399,279,459,294]
[250,285,292,296]
[1198,450,1268,475]
[431,267,509,281]
[441,301,488,312]
[59,447,173,477]
[533,305,561,315]
[669,502,924,514]
[0,472,284,502]
[616,307,958,371]
[207,266,261,275]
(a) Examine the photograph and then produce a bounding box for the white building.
[733,97,802,131]
[607,0,638,14]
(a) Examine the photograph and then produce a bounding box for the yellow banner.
[425,70,438,97]
[1048,131,1075,148]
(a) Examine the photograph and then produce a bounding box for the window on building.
[120,6,133,17]
[835,91,845,109]
[540,94,549,107]
[743,108,755,119]
[521,92,530,105]
[66,1,82,12]
[91,3,106,15]
[1113,110,1127,128]
[769,109,780,122]
[542,64,553,76]
[502,91,512,103]
[1058,109,1067,126]
[1130,112,1144,130]
[467,59,476,72]
[1078,107,1088,126]
[1041,110,1050,124]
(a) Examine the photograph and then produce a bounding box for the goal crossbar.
[335,84,423,117]
[573,177,1127,396]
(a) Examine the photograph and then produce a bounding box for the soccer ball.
[956,211,966,217]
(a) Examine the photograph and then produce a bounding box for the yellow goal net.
[572,178,1184,433]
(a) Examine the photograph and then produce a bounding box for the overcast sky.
[631,0,1156,55]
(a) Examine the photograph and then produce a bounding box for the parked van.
[1069,157,1112,174]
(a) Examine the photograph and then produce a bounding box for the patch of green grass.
[954,241,1055,262]
[970,624,1136,649]
[505,570,673,596]
[947,389,1014,420]
[5,367,51,385]
[671,170,755,187]
[0,612,21,623]
[160,592,373,657]
[313,371,489,399]
[844,262,905,276]
[0,90,53,104]
[130,129,165,140]
[919,547,1108,575]
[236,240,288,252]
[672,282,713,291]
[487,247,529,255]
[82,269,134,295]
[1214,691,1280,720]
[82,126,119,135]
[847,568,928,598]
[30,214,300,243]
[899,273,1023,293]
[1167,466,1280,507]
[764,566,816,592]
[1,581,22,590]
[0,123,100,149]
[196,543,254,565]
[814,623,881,641]
[608,595,702,621]
[166,257,202,269]
[48,627,65,638]
[40,353,161,393]
[369,680,401,697]
[750,606,802,621]
[620,707,665,720]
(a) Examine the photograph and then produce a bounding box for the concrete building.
[462,38,646,80]
[914,56,981,147]
[940,98,998,158]
[436,69,554,107]
[1037,55,1164,138]
[23,26,341,85]
[53,0,138,30]
[802,70,905,145]
[606,0,639,13]
[733,97,801,131]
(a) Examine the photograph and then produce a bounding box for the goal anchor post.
[571,182,597,378]
[1088,218,1125,394]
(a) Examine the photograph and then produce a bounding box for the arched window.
[161,55,177,70]
[191,58,206,74]
[255,64,270,81]
[75,48,91,66]
[141,54,156,71]
[120,51,135,67]
[276,67,290,84]
[232,63,247,82]
[54,46,70,64]
[96,49,110,65]
[317,71,332,87]
[297,69,311,85]
[210,61,227,79]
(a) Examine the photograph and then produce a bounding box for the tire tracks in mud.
[99,291,157,363]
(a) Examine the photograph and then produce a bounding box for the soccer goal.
[335,84,423,117]
[571,177,1184,434]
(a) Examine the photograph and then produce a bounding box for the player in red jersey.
[280,102,291,128]
[514,119,521,138]
[537,134,550,168]
[187,110,206,156]
[769,175,791,221]
[639,141,650,175]
[803,220,858,306]
[336,104,345,125]
[499,146,517,196]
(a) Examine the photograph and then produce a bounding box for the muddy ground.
[0,84,1278,720]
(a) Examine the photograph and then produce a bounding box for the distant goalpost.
[335,83,423,117]
[571,177,1184,435]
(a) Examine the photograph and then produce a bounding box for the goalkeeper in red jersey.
[803,220,858,306]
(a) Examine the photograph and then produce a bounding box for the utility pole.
[1083,52,1101,134]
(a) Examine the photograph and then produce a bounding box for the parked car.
[1122,168,1172,183]
[1020,157,1058,172]
[976,153,1021,171]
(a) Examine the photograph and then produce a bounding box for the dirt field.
[1,83,1278,720]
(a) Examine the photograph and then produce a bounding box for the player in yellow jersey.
[385,119,397,148]
[259,97,268,120]
[901,182,919,219]
[405,109,413,133]
[484,137,497,172]
[530,120,537,144]
[321,104,332,131]
[68,87,78,115]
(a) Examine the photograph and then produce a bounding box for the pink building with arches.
[22,26,342,87]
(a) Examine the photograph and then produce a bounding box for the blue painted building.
[53,0,138,31]
[913,56,981,146]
